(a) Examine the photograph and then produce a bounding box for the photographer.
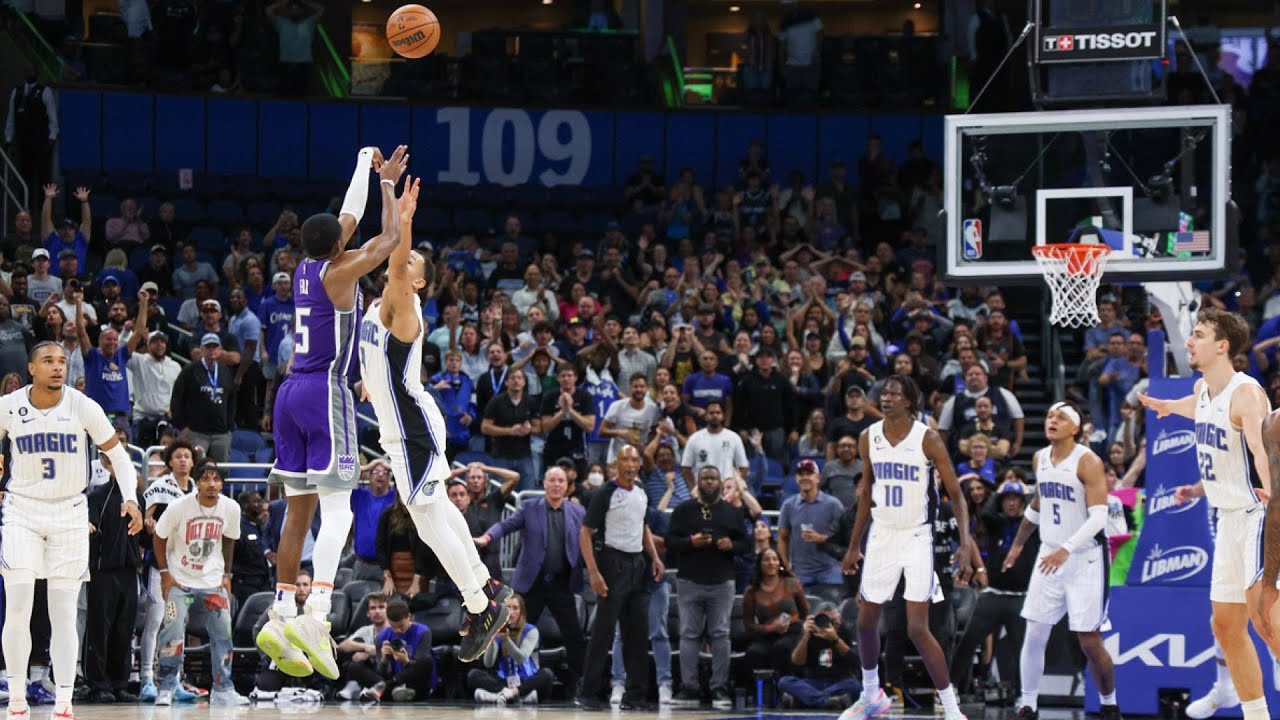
[468,594,556,704]
[367,598,435,703]
[777,602,860,709]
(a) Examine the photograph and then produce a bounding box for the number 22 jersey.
[1194,372,1267,511]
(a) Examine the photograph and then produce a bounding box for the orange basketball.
[387,4,440,59]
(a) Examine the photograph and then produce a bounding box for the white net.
[1031,244,1113,329]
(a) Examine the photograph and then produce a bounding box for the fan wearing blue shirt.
[257,272,295,382]
[371,599,435,702]
[350,461,397,582]
[79,289,148,421]
[681,349,735,426]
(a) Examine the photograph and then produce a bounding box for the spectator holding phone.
[468,593,556,704]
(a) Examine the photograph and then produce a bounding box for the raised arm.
[323,146,410,299]
[126,290,150,354]
[380,175,423,341]
[41,183,56,237]
[76,187,92,240]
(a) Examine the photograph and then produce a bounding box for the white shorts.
[858,523,943,605]
[384,440,451,508]
[1210,504,1265,604]
[0,493,90,581]
[1021,543,1110,632]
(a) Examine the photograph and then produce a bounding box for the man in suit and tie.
[477,464,586,684]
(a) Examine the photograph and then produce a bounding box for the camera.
[813,614,832,629]
[389,638,404,651]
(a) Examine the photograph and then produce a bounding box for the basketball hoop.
[1031,243,1113,329]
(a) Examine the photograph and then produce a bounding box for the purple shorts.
[269,373,359,491]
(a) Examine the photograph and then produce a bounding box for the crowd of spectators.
[5,27,1280,707]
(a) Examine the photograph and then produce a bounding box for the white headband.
[1048,402,1081,426]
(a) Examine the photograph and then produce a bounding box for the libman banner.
[1127,377,1214,587]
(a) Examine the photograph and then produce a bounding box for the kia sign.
[1038,26,1162,62]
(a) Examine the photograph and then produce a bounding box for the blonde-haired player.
[0,342,144,720]
[1139,307,1275,720]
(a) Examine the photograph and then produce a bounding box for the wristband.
[1060,540,1076,553]
[224,573,234,578]
[975,567,987,574]
[159,569,170,575]
[380,179,395,187]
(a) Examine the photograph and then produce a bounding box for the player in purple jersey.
[256,145,410,680]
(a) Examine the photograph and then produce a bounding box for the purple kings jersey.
[289,258,360,377]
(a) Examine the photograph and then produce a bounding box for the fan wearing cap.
[257,272,296,389]
[25,247,62,306]
[184,298,241,366]
[138,245,172,298]
[168,333,236,461]
[1001,401,1118,720]
[39,183,90,278]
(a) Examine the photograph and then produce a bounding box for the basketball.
[386,4,440,59]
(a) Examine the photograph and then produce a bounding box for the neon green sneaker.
[283,614,339,680]
[255,610,314,678]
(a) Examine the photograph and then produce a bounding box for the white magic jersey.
[1035,444,1099,550]
[357,297,451,504]
[0,387,116,502]
[867,420,936,528]
[1195,372,1267,511]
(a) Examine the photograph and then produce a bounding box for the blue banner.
[1086,586,1280,715]
[1127,376,1214,587]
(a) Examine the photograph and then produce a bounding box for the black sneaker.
[1017,706,1039,720]
[669,688,701,708]
[114,690,138,703]
[485,578,513,605]
[1100,704,1123,720]
[458,598,512,662]
[88,690,115,704]
[574,694,605,711]
[711,688,733,710]
[620,696,655,711]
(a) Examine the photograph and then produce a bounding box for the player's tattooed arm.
[1257,413,1280,636]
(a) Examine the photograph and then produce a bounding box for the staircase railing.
[1041,292,1065,402]
[0,145,29,237]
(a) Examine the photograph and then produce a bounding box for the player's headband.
[1048,402,1081,427]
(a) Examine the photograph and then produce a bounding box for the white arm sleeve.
[339,147,376,223]
[1061,504,1108,553]
[104,442,139,506]
[1023,507,1040,525]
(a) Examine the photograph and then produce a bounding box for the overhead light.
[542,0,553,4]
[913,2,921,8]
[729,4,740,10]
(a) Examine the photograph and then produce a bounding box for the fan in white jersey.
[839,375,972,720]
[0,342,144,720]
[1140,308,1278,720]
[355,175,512,664]
[1003,402,1119,720]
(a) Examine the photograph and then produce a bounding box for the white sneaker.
[210,690,250,707]
[1187,682,1240,719]
[6,703,29,720]
[154,690,173,707]
[337,681,361,701]
[283,614,339,680]
[659,684,673,706]
[249,688,276,702]
[256,610,314,678]
[50,704,73,720]
[474,689,506,705]
[521,690,538,704]
[610,684,624,706]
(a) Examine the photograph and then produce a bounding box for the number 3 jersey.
[867,420,937,529]
[1195,372,1267,511]
[0,387,118,502]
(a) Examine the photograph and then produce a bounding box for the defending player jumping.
[1139,308,1276,720]
[840,375,972,720]
[356,174,513,662]
[258,145,410,680]
[1003,402,1120,720]
[0,342,144,720]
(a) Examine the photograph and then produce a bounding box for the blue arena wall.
[58,90,945,188]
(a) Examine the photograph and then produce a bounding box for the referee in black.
[575,445,666,711]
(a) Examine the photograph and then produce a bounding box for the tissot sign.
[1038,25,1162,62]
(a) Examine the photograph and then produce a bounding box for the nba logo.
[962,219,983,260]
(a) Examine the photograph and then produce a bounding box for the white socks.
[1018,620,1053,711]
[48,587,79,705]
[273,584,298,619]
[2,581,34,708]
[1241,697,1269,720]
[938,685,961,715]
[309,489,354,620]
[1100,691,1117,705]
[408,500,490,614]
[861,666,880,699]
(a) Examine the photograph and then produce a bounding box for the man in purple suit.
[257,145,411,681]
[477,465,586,683]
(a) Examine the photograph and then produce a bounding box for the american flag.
[1173,231,1211,253]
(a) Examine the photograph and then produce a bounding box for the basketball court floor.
[58,703,1088,720]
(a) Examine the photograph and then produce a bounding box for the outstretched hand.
[398,175,421,220]
[1136,393,1171,419]
[378,145,409,186]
